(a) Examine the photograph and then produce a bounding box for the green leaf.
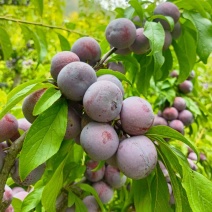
[57,33,71,51]
[184,96,201,115]
[151,164,172,212]
[146,125,198,158]
[0,80,51,119]
[181,168,212,212]
[0,27,12,59]
[150,15,175,31]
[42,156,67,212]
[143,21,165,55]
[33,0,44,16]
[75,196,87,212]
[91,160,105,172]
[96,69,132,85]
[19,98,68,180]
[21,25,47,63]
[129,0,144,22]
[12,198,22,212]
[77,183,105,212]
[132,177,152,211]
[136,54,154,96]
[153,51,165,81]
[172,28,196,83]
[67,191,76,207]
[21,187,44,212]
[183,11,212,64]
[33,87,62,116]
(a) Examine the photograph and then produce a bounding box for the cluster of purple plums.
[0,2,196,210]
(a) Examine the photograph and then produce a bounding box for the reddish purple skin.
[13,191,29,201]
[173,97,186,111]
[108,62,125,74]
[116,136,157,180]
[158,160,166,170]
[50,51,80,80]
[171,22,182,39]
[169,120,184,135]
[188,152,197,161]
[163,31,172,50]
[22,89,46,123]
[162,107,178,121]
[170,70,179,78]
[114,47,132,55]
[83,81,123,122]
[187,70,195,80]
[83,195,100,212]
[3,185,13,202]
[106,153,118,168]
[153,115,168,126]
[80,122,119,161]
[17,118,31,131]
[92,181,114,204]
[179,80,193,94]
[5,205,14,212]
[57,61,97,101]
[154,2,180,30]
[11,160,46,186]
[130,28,150,54]
[71,37,101,66]
[97,74,124,96]
[178,109,193,126]
[0,148,6,171]
[104,165,127,189]
[187,158,198,171]
[0,114,18,142]
[120,97,154,135]
[12,187,25,195]
[105,18,136,49]
[64,106,81,140]
[200,153,207,161]
[85,160,105,182]
[167,183,172,195]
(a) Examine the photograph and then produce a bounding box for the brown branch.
[0,132,27,211]
[0,16,96,39]
[93,47,117,70]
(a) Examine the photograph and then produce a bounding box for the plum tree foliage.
[0,0,212,211]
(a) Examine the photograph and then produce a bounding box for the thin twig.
[0,132,27,211]
[0,16,95,38]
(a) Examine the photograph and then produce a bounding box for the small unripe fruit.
[170,70,179,78]
[3,185,13,202]
[153,115,168,126]
[187,158,198,171]
[171,22,182,39]
[162,107,178,121]
[179,80,193,94]
[163,31,172,50]
[22,89,46,123]
[173,97,186,111]
[169,120,184,134]
[93,181,114,204]
[85,160,105,182]
[108,62,125,74]
[83,195,100,212]
[0,114,18,142]
[178,110,193,126]
[188,152,197,161]
[13,191,29,201]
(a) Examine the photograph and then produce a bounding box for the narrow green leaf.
[42,157,67,212]
[77,183,105,212]
[96,69,132,85]
[151,164,172,212]
[143,21,165,55]
[146,125,198,158]
[33,0,43,16]
[150,15,175,31]
[21,187,44,212]
[75,196,87,212]
[172,29,196,83]
[91,160,105,172]
[181,167,212,212]
[0,80,51,119]
[129,0,144,22]
[57,33,71,51]
[12,198,22,212]
[0,27,12,59]
[184,96,201,115]
[19,98,68,180]
[68,191,76,207]
[183,11,212,64]
[153,51,165,81]
[132,177,152,211]
[33,87,62,116]
[136,54,154,96]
